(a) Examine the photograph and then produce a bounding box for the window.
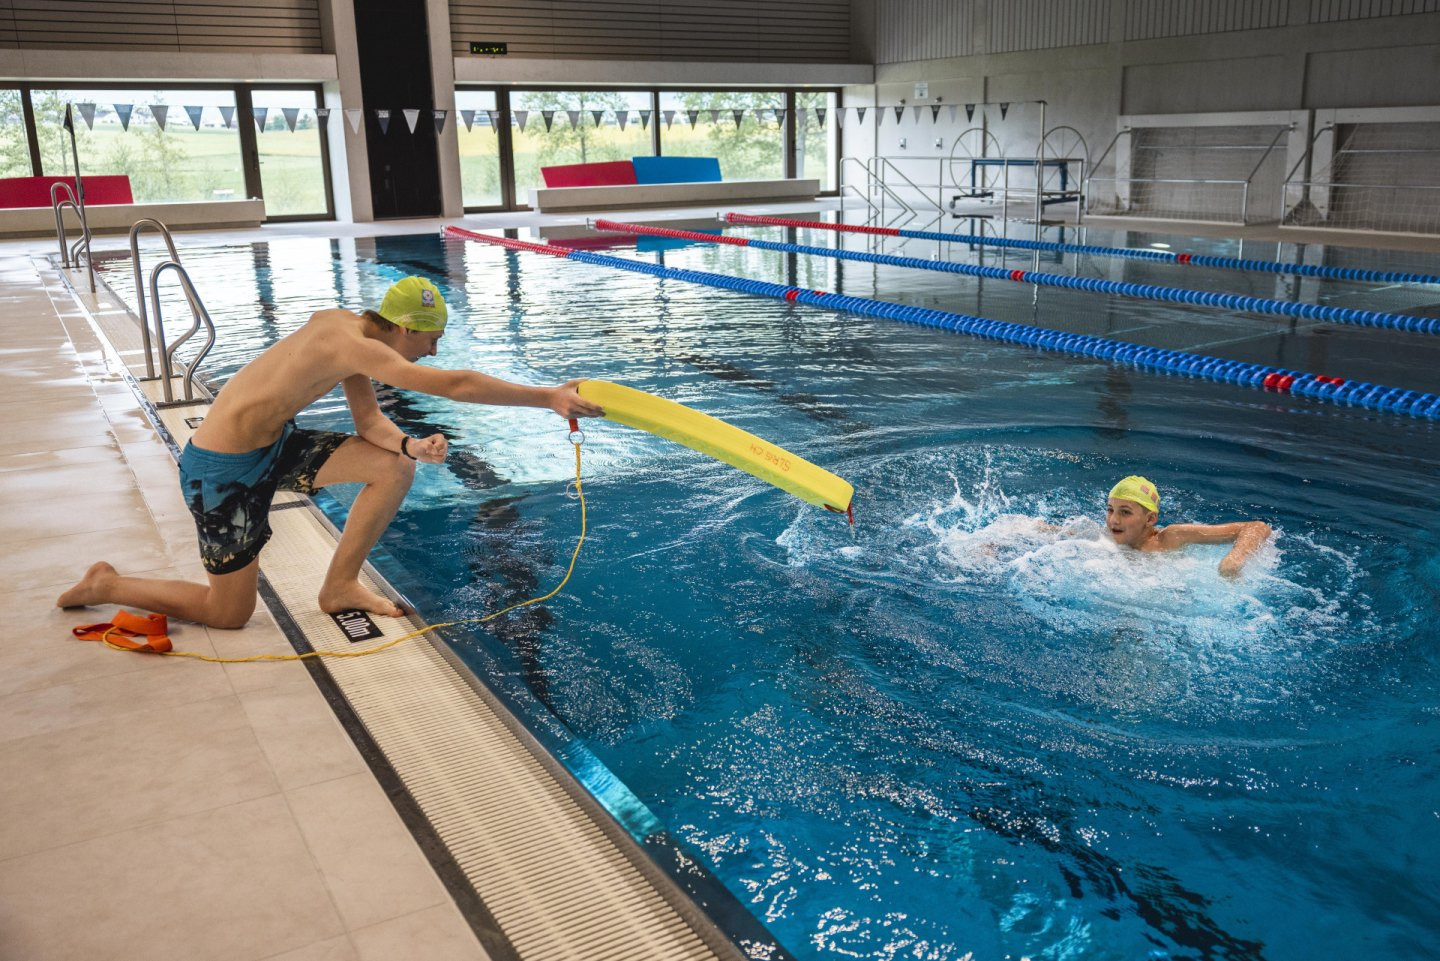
[32,87,245,203]
[797,91,838,191]
[455,89,503,208]
[660,91,785,180]
[510,90,654,205]
[0,89,32,177]
[250,88,330,218]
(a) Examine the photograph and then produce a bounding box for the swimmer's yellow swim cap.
[378,276,447,332]
[1109,475,1160,514]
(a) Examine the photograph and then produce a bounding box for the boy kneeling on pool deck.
[1105,475,1271,577]
[58,276,603,629]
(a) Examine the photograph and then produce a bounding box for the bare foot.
[56,562,118,608]
[318,581,407,619]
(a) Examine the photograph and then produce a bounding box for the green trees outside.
[510,90,652,199]
[662,92,785,180]
[0,89,32,177]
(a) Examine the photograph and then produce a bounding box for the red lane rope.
[725,212,901,236]
[593,219,751,247]
[443,225,570,257]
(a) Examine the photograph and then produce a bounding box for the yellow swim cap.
[378,276,447,331]
[1109,475,1160,514]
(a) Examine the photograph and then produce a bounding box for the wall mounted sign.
[470,41,507,55]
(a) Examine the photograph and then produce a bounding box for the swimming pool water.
[101,223,1440,960]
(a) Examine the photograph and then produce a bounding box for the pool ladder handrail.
[50,181,96,292]
[128,219,187,380]
[148,259,217,404]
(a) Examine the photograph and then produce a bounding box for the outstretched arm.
[351,340,604,418]
[1159,521,1273,577]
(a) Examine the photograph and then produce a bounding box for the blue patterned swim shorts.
[179,421,351,575]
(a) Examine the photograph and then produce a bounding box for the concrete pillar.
[318,0,373,221]
[427,0,463,217]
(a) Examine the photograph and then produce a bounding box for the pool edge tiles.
[50,251,768,961]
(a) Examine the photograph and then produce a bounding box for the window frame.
[456,83,843,213]
[10,80,334,222]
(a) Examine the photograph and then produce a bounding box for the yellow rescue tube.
[577,380,854,517]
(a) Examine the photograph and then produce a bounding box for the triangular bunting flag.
[566,110,580,129]
[616,111,629,130]
[114,103,133,131]
[639,109,651,129]
[894,105,904,124]
[1000,102,1009,120]
[282,107,299,132]
[775,108,787,127]
[949,104,957,123]
[185,105,204,130]
[686,109,699,128]
[150,105,168,130]
[432,109,446,134]
[254,106,269,132]
[62,103,74,133]
[76,102,96,130]
[816,108,827,128]
[856,107,866,125]
[485,109,500,130]
[912,105,921,122]
[708,109,721,124]
[876,107,884,127]
[402,108,419,133]
[965,104,975,122]
[375,109,391,135]
[345,108,362,133]
[514,110,528,131]
[836,107,845,127]
[732,109,745,126]
[662,109,675,129]
[589,109,602,127]
[459,109,475,131]
[931,105,940,123]
[541,110,555,132]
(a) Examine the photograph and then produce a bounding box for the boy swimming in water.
[1106,475,1271,577]
[57,276,603,628]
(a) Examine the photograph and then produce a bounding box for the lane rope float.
[722,212,1440,288]
[443,225,1440,420]
[593,218,1440,336]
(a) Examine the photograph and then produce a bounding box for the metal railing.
[147,256,217,404]
[1086,125,1292,224]
[129,219,187,380]
[50,181,96,292]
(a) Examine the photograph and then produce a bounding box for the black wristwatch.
[400,436,417,460]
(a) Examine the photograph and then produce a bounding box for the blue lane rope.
[601,222,1440,336]
[723,212,1440,287]
[441,227,1440,421]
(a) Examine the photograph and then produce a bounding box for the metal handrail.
[839,156,884,217]
[129,219,186,380]
[149,261,217,404]
[875,157,948,215]
[1089,126,1132,178]
[49,182,94,290]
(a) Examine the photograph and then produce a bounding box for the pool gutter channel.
[55,254,765,961]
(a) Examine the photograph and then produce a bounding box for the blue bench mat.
[631,156,722,184]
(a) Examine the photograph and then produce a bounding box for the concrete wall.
[840,6,1440,220]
